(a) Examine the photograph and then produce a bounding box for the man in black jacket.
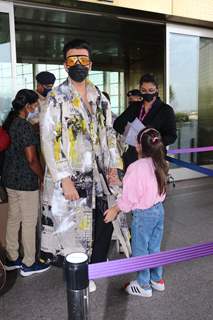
[113,73,177,170]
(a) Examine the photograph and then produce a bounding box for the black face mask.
[142,92,158,102]
[68,64,89,82]
[42,87,52,97]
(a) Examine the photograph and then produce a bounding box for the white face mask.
[27,107,39,121]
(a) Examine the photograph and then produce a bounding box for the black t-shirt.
[2,117,39,191]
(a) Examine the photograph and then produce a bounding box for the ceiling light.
[14,1,102,17]
[117,15,164,25]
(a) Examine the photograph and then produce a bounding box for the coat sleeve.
[40,92,71,183]
[161,105,177,146]
[101,94,123,170]
[113,102,139,134]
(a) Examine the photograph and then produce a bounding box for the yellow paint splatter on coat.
[72,96,81,108]
[54,139,61,161]
[81,119,87,134]
[79,217,90,230]
[68,127,77,160]
[54,123,62,161]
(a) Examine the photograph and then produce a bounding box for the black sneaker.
[4,258,22,271]
[20,262,50,277]
[51,255,65,268]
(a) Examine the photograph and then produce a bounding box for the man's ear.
[64,62,68,73]
[37,83,43,92]
[89,61,92,71]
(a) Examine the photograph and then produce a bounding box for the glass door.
[0,1,16,124]
[166,24,213,179]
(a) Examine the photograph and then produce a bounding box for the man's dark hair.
[139,73,158,88]
[36,71,56,85]
[63,39,92,60]
[102,91,110,102]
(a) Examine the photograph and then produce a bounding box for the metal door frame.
[166,23,213,180]
[0,1,17,92]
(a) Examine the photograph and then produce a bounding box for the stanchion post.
[65,252,89,320]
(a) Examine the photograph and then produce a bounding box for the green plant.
[175,112,189,122]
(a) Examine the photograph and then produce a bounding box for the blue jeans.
[131,202,164,287]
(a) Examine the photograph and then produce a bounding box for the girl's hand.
[104,205,120,223]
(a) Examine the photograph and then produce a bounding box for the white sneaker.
[89,280,96,293]
[151,279,165,291]
[125,280,152,297]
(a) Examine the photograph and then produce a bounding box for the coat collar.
[58,78,101,114]
[142,97,163,125]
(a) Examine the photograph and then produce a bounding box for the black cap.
[127,89,142,97]
[36,71,56,85]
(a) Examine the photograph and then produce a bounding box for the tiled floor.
[1,177,213,320]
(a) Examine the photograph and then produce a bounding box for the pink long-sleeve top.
[117,157,166,212]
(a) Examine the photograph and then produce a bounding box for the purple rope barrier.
[89,241,213,280]
[168,146,213,155]
[88,146,213,280]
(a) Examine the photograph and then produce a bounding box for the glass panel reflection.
[15,63,124,115]
[169,33,199,163]
[0,13,12,124]
[197,38,213,164]
[169,33,213,165]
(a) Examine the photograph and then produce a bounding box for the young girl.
[104,127,168,298]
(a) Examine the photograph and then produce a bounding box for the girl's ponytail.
[2,110,17,132]
[137,128,168,195]
[152,146,168,195]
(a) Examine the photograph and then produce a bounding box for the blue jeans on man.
[131,202,164,287]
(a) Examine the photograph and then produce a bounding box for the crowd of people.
[0,38,177,296]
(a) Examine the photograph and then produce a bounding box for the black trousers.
[90,197,113,264]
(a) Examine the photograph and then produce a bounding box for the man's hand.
[62,177,79,201]
[104,205,120,223]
